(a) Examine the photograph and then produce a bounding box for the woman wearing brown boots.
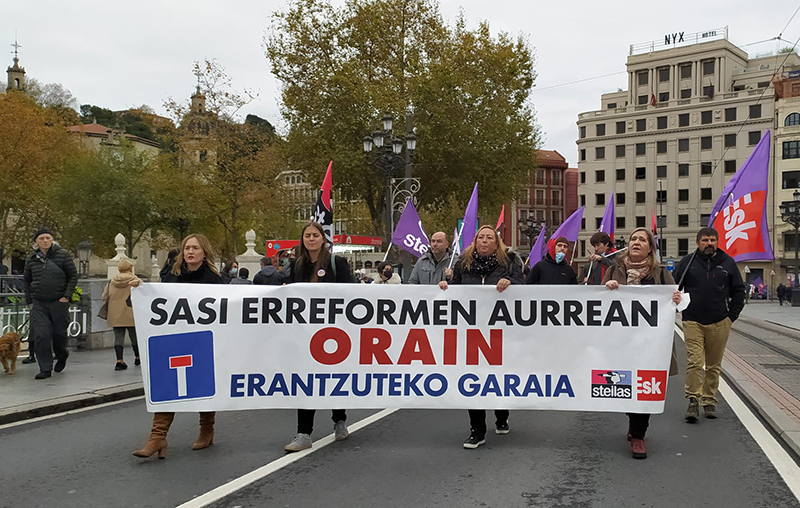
[132,233,224,460]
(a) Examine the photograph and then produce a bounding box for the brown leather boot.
[132,412,175,459]
[192,412,215,450]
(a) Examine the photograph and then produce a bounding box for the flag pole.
[584,260,594,285]
[448,222,466,270]
[382,244,393,262]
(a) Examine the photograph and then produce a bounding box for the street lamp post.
[76,240,92,278]
[779,189,800,305]
[517,216,542,258]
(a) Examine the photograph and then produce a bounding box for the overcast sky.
[3,0,799,166]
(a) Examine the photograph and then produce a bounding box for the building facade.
[576,29,800,289]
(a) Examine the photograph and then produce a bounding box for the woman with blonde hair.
[102,259,141,370]
[603,227,682,459]
[439,225,525,449]
[132,233,223,460]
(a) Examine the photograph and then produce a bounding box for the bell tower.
[6,36,26,92]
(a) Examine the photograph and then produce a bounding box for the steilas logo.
[590,370,632,399]
[636,370,667,401]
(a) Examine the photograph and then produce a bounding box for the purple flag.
[547,206,585,258]
[528,225,547,268]
[461,183,479,248]
[708,130,773,261]
[599,193,615,241]
[391,199,430,258]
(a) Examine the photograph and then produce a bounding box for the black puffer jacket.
[289,254,353,283]
[253,265,289,285]
[673,248,746,324]
[162,262,224,284]
[451,250,525,286]
[23,244,78,304]
[527,253,578,285]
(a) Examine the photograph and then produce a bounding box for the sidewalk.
[0,349,143,425]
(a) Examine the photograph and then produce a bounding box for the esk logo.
[590,369,632,399]
[148,330,216,403]
[636,370,667,401]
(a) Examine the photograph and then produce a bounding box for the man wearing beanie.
[23,228,78,379]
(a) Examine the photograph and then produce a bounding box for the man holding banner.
[527,237,578,285]
[409,232,453,285]
[580,232,618,285]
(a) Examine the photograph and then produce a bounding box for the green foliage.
[79,104,175,147]
[265,0,540,238]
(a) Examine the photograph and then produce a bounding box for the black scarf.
[469,251,499,276]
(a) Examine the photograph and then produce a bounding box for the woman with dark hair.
[159,248,180,282]
[131,233,224,460]
[372,261,401,284]
[284,222,354,452]
[603,227,682,459]
[438,225,525,449]
[221,259,239,284]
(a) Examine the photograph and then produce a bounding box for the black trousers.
[627,413,650,439]
[468,409,509,437]
[297,409,347,435]
[32,299,69,372]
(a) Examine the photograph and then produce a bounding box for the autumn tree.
[265,0,540,238]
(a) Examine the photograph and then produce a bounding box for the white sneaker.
[284,433,312,452]
[334,420,349,441]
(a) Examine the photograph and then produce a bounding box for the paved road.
[2,336,798,508]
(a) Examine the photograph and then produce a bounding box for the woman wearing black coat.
[284,222,354,452]
[438,225,525,449]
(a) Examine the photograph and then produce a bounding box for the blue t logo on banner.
[148,330,216,403]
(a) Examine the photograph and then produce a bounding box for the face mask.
[230,268,238,276]
[555,252,565,263]
[383,268,393,277]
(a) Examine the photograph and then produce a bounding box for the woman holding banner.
[284,222,354,452]
[131,233,223,460]
[603,227,682,459]
[438,225,524,449]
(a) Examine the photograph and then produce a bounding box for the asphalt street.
[2,336,799,508]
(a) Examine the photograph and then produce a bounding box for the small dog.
[0,332,22,375]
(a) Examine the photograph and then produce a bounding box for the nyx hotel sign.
[665,32,685,45]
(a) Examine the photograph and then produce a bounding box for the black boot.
[22,355,36,364]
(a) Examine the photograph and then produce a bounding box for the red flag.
[496,205,505,231]
[313,161,334,243]
[650,87,656,106]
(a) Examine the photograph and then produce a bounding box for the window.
[580,126,586,139]
[678,214,689,227]
[199,150,207,163]
[581,218,586,230]
[552,171,561,185]
[678,238,689,256]
[657,216,666,229]
[580,149,586,161]
[657,141,667,154]
[580,194,586,206]
[638,95,648,105]
[617,193,626,205]
[678,189,689,201]
[680,88,692,99]
[724,134,736,148]
[748,131,761,145]
[595,217,603,229]
[701,111,712,124]
[758,81,770,89]
[659,67,670,82]
[616,121,626,134]
[725,108,737,122]
[680,64,692,79]
[636,119,646,132]
[787,233,800,252]
[616,217,626,229]
[678,138,689,152]
[659,92,670,102]
[678,163,689,177]
[701,162,712,175]
[679,113,689,127]
[783,170,800,189]
[703,60,715,75]
[636,143,646,156]
[616,145,625,157]
[536,210,544,221]
[636,191,646,203]
[750,104,762,119]
[607,102,617,109]
[701,136,712,150]
[725,160,737,173]
[638,71,648,85]
[659,239,667,256]
[616,168,625,180]
[595,146,605,159]
[536,169,545,184]
[786,113,800,126]
[552,190,561,205]
[580,240,586,256]
[536,190,544,205]
[656,190,667,203]
[552,210,560,225]
[700,213,711,224]
[595,193,605,206]
[784,141,800,159]
[596,124,606,136]
[595,170,605,182]
[636,216,646,228]
[703,85,714,97]
[656,165,667,178]
[580,172,586,184]
[701,188,713,200]
[657,116,667,130]
[636,167,646,179]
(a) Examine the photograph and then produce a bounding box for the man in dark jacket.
[673,227,746,422]
[23,228,78,379]
[253,257,288,285]
[579,232,618,285]
[408,231,453,284]
[527,237,578,285]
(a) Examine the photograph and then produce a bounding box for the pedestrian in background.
[253,257,288,285]
[438,225,524,449]
[603,227,682,459]
[372,261,402,284]
[23,228,77,380]
[284,222,354,453]
[674,227,745,423]
[778,283,786,306]
[132,233,224,460]
[527,237,578,285]
[230,267,253,285]
[102,259,141,371]
[221,260,239,284]
[408,231,453,284]
[159,248,180,282]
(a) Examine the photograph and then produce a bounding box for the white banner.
[131,283,677,414]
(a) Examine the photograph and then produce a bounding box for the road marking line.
[675,324,800,499]
[175,408,399,508]
[0,396,144,431]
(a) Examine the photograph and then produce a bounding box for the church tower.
[6,37,26,92]
[191,85,206,114]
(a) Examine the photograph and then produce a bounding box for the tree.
[265,0,539,240]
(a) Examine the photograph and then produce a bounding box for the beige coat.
[102,272,141,328]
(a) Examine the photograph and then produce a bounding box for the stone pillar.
[150,254,161,281]
[237,229,263,282]
[105,233,130,278]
